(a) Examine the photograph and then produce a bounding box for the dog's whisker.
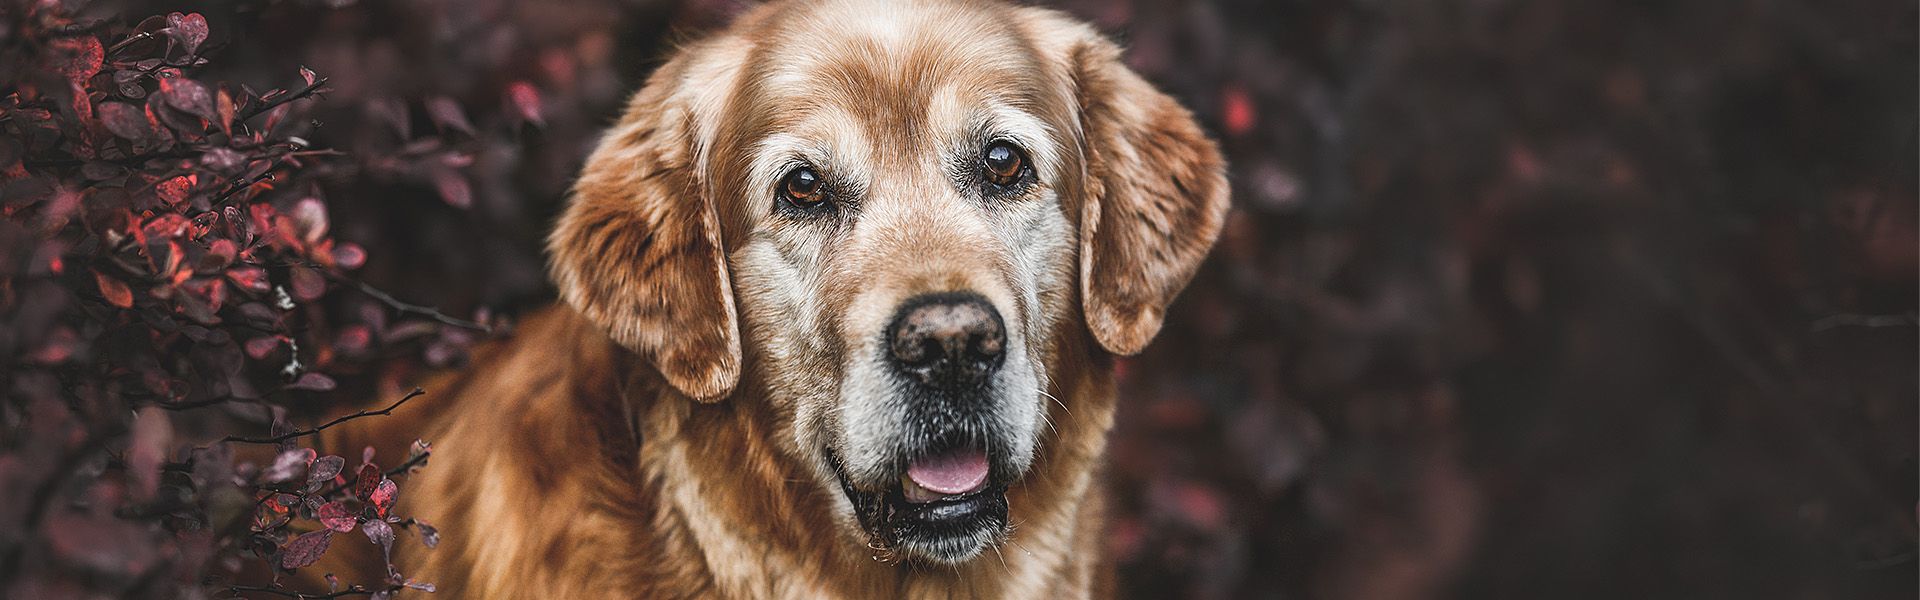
[1039,388,1072,416]
[1038,410,1059,438]
[1009,538,1036,558]
[991,544,1013,578]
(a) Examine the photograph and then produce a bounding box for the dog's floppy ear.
[1069,30,1231,356]
[548,67,740,401]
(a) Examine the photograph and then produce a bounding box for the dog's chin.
[823,447,1010,565]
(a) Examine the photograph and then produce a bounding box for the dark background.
[9,0,1917,598]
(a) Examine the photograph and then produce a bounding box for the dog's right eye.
[780,167,826,209]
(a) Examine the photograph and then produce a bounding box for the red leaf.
[226,265,270,293]
[288,373,336,392]
[30,327,80,364]
[164,240,188,282]
[317,501,357,533]
[335,325,372,354]
[353,464,381,501]
[143,212,190,240]
[431,168,471,209]
[245,335,282,359]
[94,269,133,308]
[216,88,236,137]
[290,197,328,245]
[280,529,333,569]
[369,478,398,517]
[289,264,325,301]
[308,455,346,483]
[201,147,244,172]
[506,81,544,127]
[181,277,226,312]
[53,36,104,84]
[1222,85,1256,137]
[156,175,194,206]
[425,96,475,135]
[362,519,395,559]
[127,408,170,503]
[202,239,237,269]
[300,66,318,86]
[160,77,216,122]
[99,102,156,141]
[166,13,210,55]
[331,243,366,270]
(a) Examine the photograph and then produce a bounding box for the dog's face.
[550,0,1227,565]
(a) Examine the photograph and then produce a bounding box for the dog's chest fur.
[318,308,1120,599]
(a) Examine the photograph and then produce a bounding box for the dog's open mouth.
[825,442,1010,564]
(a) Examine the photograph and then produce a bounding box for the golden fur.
[313,0,1227,598]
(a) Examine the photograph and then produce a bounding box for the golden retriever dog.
[317,0,1227,597]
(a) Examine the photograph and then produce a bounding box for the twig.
[225,584,394,599]
[224,388,424,445]
[320,270,492,332]
[209,160,281,205]
[384,449,432,478]
[104,31,156,56]
[236,77,330,123]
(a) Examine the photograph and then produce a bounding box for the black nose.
[888,292,1006,389]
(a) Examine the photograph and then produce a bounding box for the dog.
[315,0,1227,597]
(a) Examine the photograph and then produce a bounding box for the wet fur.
[311,0,1226,598]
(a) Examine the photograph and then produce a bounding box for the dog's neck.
[626,329,1120,599]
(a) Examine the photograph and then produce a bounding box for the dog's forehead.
[738,0,1059,145]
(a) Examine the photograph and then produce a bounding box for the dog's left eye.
[981,142,1027,187]
[779,167,826,209]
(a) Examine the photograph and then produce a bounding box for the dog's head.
[549,0,1226,565]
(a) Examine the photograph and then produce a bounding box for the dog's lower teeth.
[902,476,946,503]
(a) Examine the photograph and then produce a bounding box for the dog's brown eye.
[982,142,1024,186]
[780,167,824,208]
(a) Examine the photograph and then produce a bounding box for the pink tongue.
[906,446,989,494]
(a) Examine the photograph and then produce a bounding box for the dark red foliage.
[280,529,333,570]
[318,502,356,533]
[0,0,482,596]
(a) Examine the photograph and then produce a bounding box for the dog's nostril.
[888,293,1007,386]
[971,330,1003,357]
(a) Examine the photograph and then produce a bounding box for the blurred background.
[3,0,1914,598]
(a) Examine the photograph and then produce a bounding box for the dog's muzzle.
[829,291,1017,564]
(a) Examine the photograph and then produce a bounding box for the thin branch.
[223,388,424,445]
[209,161,281,205]
[320,269,492,332]
[225,584,394,599]
[384,449,432,478]
[237,77,330,123]
[104,31,156,56]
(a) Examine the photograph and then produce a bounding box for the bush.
[0,0,618,595]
